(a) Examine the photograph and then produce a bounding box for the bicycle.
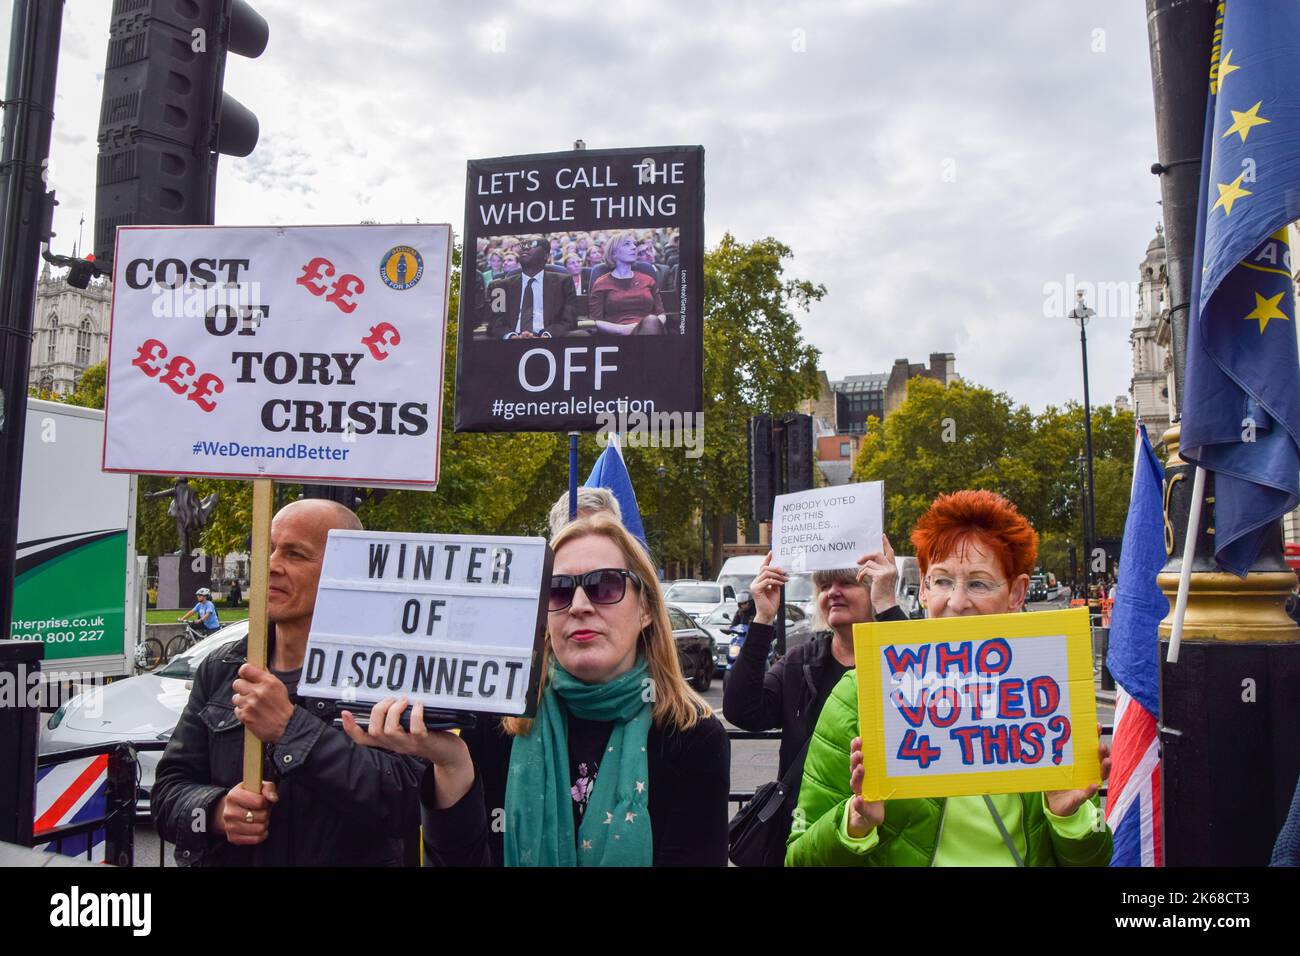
[135,636,164,671]
[165,620,211,662]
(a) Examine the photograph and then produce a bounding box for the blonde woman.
[589,231,667,336]
[345,514,730,866]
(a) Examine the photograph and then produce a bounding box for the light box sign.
[102,224,451,487]
[854,608,1100,801]
[301,530,551,717]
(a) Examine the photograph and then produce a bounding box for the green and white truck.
[11,398,143,680]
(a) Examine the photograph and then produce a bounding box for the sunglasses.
[548,568,641,611]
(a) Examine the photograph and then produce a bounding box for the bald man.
[152,499,427,866]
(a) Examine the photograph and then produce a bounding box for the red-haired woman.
[786,490,1112,866]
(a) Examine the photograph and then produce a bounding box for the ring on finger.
[244,810,254,824]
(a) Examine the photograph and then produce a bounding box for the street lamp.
[1068,289,1099,604]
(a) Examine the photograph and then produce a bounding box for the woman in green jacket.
[786,490,1112,867]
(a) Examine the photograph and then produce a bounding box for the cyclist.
[179,587,221,640]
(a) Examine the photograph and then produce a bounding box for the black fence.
[34,740,168,866]
[32,728,1114,865]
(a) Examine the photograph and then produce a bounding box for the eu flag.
[584,436,648,549]
[1180,1,1300,576]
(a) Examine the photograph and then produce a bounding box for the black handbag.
[727,736,812,867]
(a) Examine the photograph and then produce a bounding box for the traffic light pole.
[0,0,64,641]
[772,417,787,659]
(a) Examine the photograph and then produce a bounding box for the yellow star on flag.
[1212,173,1252,215]
[1219,49,1239,83]
[1243,291,1290,333]
[1222,101,1270,143]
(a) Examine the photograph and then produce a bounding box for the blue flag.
[584,437,647,548]
[1107,425,1170,717]
[1180,2,1300,576]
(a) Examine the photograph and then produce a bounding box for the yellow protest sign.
[853,608,1100,802]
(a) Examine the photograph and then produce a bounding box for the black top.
[421,708,731,867]
[152,632,426,867]
[723,605,909,780]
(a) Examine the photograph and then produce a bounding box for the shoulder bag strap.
[981,795,1026,867]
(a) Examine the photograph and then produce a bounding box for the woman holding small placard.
[786,490,1113,867]
[722,539,905,866]
[344,513,730,866]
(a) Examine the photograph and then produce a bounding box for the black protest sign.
[454,145,704,432]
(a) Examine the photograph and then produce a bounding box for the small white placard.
[300,530,550,716]
[770,481,884,573]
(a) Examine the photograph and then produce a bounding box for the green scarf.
[504,656,653,867]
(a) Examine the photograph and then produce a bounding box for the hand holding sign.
[848,736,885,838]
[750,552,787,624]
[856,533,899,614]
[231,663,294,744]
[1044,723,1111,817]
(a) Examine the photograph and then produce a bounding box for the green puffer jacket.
[785,670,1112,867]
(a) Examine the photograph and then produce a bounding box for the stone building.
[28,261,111,396]
[1129,225,1173,442]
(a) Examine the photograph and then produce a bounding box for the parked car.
[667,604,716,692]
[40,620,249,805]
[1028,574,1049,602]
[662,580,735,621]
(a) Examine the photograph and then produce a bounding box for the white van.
[715,555,816,618]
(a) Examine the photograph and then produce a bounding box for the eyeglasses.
[924,575,1006,597]
[548,568,641,611]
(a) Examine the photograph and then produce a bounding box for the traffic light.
[783,413,814,493]
[748,414,774,523]
[94,0,268,267]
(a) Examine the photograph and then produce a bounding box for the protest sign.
[300,530,551,717]
[454,145,704,432]
[102,224,451,486]
[770,481,883,572]
[854,608,1100,801]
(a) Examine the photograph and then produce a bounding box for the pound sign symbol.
[360,322,401,360]
[131,338,168,377]
[296,257,335,296]
[326,274,365,314]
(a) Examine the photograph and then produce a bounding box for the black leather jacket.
[151,632,427,866]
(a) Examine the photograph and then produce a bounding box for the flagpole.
[1165,464,1205,663]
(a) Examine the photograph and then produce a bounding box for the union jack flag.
[1104,425,1167,866]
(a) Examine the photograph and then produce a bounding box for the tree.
[65,362,106,409]
[853,376,1137,576]
[852,377,1037,546]
[670,234,821,572]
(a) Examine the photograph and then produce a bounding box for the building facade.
[1129,225,1174,442]
[29,262,112,396]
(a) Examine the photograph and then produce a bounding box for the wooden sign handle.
[242,478,274,792]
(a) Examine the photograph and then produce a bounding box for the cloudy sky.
[23,0,1164,412]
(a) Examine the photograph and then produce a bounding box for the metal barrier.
[34,740,168,867]
[725,725,1114,810]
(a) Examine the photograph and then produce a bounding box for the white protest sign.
[770,481,884,572]
[102,224,451,487]
[300,530,550,716]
